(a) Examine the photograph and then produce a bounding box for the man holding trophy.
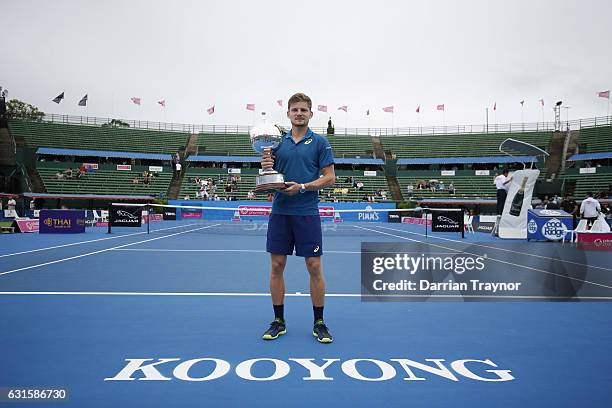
[252,93,335,343]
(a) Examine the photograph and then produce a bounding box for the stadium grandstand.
[0,109,610,217]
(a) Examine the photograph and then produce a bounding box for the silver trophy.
[250,122,286,193]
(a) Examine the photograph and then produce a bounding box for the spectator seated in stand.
[62,168,74,179]
[448,183,455,195]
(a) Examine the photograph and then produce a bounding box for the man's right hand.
[261,148,275,171]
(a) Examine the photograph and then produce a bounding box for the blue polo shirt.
[272,128,334,216]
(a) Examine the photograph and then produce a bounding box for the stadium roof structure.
[187,155,384,165]
[396,156,537,165]
[36,147,172,161]
[498,138,549,169]
[22,192,155,200]
[567,152,612,161]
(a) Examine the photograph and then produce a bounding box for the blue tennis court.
[1,220,611,407]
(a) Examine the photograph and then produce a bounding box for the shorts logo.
[313,245,320,253]
[305,139,313,145]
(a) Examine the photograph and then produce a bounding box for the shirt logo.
[305,139,313,145]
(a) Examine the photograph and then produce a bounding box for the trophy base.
[255,173,286,194]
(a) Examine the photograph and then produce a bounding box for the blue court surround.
[0,222,611,407]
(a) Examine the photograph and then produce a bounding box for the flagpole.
[494,109,497,132]
[391,112,394,135]
[521,104,524,131]
[344,111,347,136]
[443,111,446,131]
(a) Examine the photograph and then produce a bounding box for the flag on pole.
[366,109,370,116]
[520,100,524,106]
[416,105,420,113]
[598,90,610,99]
[131,97,141,106]
[493,102,497,111]
[52,92,65,104]
[157,100,166,108]
[277,99,283,107]
[78,94,88,107]
[246,103,255,111]
[382,106,394,113]
[318,105,328,112]
[539,99,544,107]
[207,105,215,115]
[337,105,347,112]
[436,104,445,111]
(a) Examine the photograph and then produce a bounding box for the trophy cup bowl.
[250,123,286,194]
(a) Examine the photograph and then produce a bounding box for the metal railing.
[19,163,33,193]
[27,113,612,137]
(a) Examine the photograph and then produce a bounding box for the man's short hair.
[587,191,593,197]
[288,93,312,110]
[502,168,509,174]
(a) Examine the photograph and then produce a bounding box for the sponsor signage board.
[110,206,143,227]
[39,210,86,234]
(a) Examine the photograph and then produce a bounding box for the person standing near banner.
[561,195,579,229]
[494,169,513,215]
[260,92,336,343]
[579,192,601,229]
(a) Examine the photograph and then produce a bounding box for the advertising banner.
[498,169,540,239]
[110,206,142,227]
[431,210,463,232]
[577,232,612,251]
[163,208,177,220]
[39,210,86,234]
[527,209,572,242]
[16,219,39,233]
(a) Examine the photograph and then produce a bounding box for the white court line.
[0,224,220,277]
[352,225,612,290]
[112,249,458,255]
[0,291,609,300]
[112,248,362,254]
[0,222,203,258]
[375,224,612,272]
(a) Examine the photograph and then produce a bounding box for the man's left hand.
[280,181,300,196]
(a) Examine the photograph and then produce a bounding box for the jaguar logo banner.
[110,206,142,227]
[431,211,463,232]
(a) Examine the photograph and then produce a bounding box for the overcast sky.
[2,0,611,130]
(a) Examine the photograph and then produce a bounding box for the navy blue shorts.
[266,214,323,257]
